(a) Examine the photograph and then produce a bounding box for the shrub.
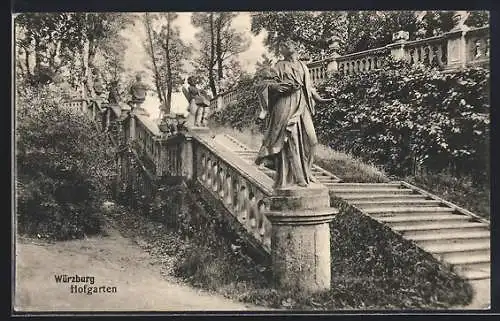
[315,59,490,182]
[159,181,474,309]
[209,75,265,133]
[16,85,115,240]
[209,60,489,184]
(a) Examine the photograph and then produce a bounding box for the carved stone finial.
[452,10,471,31]
[392,31,409,43]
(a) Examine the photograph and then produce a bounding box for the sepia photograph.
[12,10,491,313]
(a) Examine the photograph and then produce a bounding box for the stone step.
[351,199,442,208]
[421,239,490,254]
[453,261,491,273]
[457,269,490,280]
[393,222,488,236]
[328,183,401,188]
[370,211,463,220]
[329,187,415,195]
[318,178,340,183]
[437,249,490,263]
[377,214,471,227]
[364,206,454,214]
[339,194,429,202]
[407,230,490,245]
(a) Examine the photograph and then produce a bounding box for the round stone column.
[265,183,338,294]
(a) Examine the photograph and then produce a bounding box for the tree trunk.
[215,15,224,82]
[145,13,165,103]
[165,14,173,114]
[208,13,217,97]
[33,37,41,77]
[24,46,32,78]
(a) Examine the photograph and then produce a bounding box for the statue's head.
[280,40,300,57]
[135,73,142,81]
[187,76,198,86]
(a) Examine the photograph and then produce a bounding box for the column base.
[265,184,338,294]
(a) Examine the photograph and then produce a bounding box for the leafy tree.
[251,11,490,59]
[250,11,346,59]
[464,11,490,28]
[143,12,191,113]
[15,12,133,92]
[251,11,424,58]
[191,12,250,97]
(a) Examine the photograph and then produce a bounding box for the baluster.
[200,153,207,182]
[237,181,248,222]
[256,199,266,240]
[420,46,426,64]
[473,39,481,59]
[231,177,239,211]
[247,188,257,229]
[412,48,419,65]
[428,45,435,66]
[348,61,353,74]
[436,45,444,67]
[224,171,232,206]
[218,166,225,198]
[485,37,490,57]
[205,155,212,186]
[212,161,218,192]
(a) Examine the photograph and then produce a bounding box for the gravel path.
[14,226,269,312]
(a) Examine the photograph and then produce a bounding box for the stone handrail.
[336,47,389,76]
[209,89,238,112]
[192,132,273,251]
[65,94,337,292]
[126,112,274,251]
[397,35,448,68]
[464,26,490,66]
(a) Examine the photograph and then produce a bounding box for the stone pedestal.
[265,183,338,294]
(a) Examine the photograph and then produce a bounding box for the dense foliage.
[115,179,473,309]
[16,86,115,240]
[212,60,489,184]
[315,59,490,182]
[250,11,488,59]
[209,74,266,132]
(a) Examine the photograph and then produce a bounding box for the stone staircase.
[214,134,491,282]
[215,134,342,184]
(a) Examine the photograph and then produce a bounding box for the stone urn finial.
[392,30,409,43]
[452,10,470,31]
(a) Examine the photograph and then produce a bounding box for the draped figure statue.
[255,41,333,188]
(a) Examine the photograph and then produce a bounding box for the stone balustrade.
[397,36,448,68]
[210,89,238,111]
[465,26,490,66]
[212,23,487,100]
[193,133,274,252]
[66,93,337,293]
[336,47,388,75]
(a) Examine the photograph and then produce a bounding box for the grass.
[404,173,490,219]
[210,124,389,183]
[110,180,473,310]
[210,124,490,219]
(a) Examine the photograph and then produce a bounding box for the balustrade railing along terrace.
[62,96,275,254]
[212,25,489,109]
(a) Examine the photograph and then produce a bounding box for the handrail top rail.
[389,35,447,48]
[135,114,163,137]
[463,25,490,37]
[190,130,274,196]
[336,47,390,61]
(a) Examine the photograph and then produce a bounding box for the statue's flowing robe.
[255,60,318,188]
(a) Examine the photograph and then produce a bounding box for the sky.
[122,12,271,82]
[121,12,272,120]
